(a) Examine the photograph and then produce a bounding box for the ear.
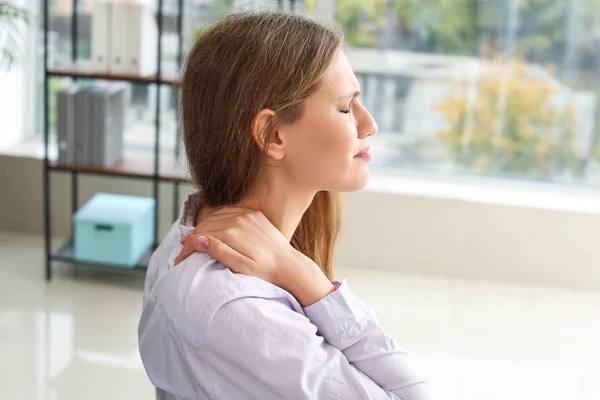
[251,109,285,161]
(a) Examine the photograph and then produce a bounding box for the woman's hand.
[174,207,290,284]
[173,207,335,306]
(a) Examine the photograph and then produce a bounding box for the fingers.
[197,206,260,226]
[207,206,252,218]
[175,233,216,265]
[206,235,250,271]
[193,210,256,235]
[174,233,252,273]
[216,207,249,214]
[173,236,199,265]
[175,206,264,267]
[193,213,246,233]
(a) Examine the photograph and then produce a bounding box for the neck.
[238,172,316,241]
[238,179,315,241]
[195,169,316,241]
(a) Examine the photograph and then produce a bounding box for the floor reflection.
[2,231,600,400]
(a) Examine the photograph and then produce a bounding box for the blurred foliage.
[0,0,29,70]
[335,0,480,52]
[48,78,73,127]
[336,0,386,47]
[331,0,600,178]
[191,0,235,43]
[390,0,479,54]
[334,0,600,68]
[435,58,579,179]
[193,25,211,41]
[304,0,316,11]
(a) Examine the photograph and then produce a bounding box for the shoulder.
[143,220,181,296]
[150,251,297,346]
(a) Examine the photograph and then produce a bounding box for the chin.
[338,170,371,192]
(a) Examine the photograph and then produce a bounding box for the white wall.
[0,67,25,149]
[2,154,600,291]
[336,188,600,291]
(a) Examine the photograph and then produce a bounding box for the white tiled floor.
[1,231,599,400]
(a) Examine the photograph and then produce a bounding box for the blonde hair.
[180,12,343,280]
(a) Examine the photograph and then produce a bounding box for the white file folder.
[91,2,110,73]
[109,2,130,74]
[125,4,158,76]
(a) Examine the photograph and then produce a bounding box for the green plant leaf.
[0,1,29,70]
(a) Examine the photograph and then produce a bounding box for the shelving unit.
[53,238,152,274]
[47,61,180,85]
[49,152,188,182]
[42,0,188,280]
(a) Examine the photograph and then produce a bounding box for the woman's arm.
[176,207,431,398]
[303,280,430,397]
[200,290,431,400]
[276,251,430,397]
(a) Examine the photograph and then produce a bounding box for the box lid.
[75,193,155,225]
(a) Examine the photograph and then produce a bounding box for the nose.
[358,107,378,139]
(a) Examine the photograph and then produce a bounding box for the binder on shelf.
[109,2,130,75]
[91,2,111,73]
[125,3,158,76]
[73,88,91,165]
[92,2,158,76]
[74,87,102,165]
[60,83,127,167]
[56,86,80,164]
[91,86,126,167]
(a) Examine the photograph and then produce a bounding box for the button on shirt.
[138,192,431,399]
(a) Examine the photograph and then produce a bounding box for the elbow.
[394,381,432,400]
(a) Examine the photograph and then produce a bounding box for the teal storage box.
[74,193,155,267]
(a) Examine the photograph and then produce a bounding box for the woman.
[139,11,431,400]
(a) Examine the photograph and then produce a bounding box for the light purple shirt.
[138,193,431,399]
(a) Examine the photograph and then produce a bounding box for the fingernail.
[179,236,188,244]
[197,236,209,248]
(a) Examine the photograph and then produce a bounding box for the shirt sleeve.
[303,280,431,399]
[200,291,431,400]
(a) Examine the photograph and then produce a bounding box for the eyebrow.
[339,89,362,100]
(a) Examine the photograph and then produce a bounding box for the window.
[328,0,600,186]
[32,0,600,187]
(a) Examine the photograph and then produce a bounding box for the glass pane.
[330,0,600,186]
[35,0,600,187]
[49,0,73,66]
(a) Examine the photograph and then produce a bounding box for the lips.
[354,144,371,158]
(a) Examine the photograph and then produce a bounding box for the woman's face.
[276,50,378,193]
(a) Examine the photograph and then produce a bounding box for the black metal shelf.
[42,0,185,280]
[51,238,150,274]
[49,152,190,183]
[47,62,180,85]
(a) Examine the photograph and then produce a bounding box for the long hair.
[180,12,343,280]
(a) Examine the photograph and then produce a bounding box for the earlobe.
[266,131,286,161]
[251,109,285,161]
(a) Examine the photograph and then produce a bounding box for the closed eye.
[340,108,351,114]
